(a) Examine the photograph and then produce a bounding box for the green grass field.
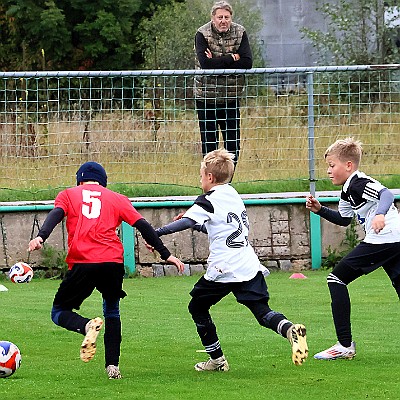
[1,270,399,399]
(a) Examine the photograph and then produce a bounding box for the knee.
[188,299,200,317]
[188,300,211,325]
[327,273,347,287]
[51,305,63,326]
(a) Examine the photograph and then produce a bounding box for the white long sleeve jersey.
[184,184,268,282]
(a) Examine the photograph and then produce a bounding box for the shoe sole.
[290,324,309,366]
[314,353,356,360]
[80,317,103,362]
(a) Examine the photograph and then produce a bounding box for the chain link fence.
[0,65,399,195]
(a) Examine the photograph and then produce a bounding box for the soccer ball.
[0,341,21,378]
[8,262,34,283]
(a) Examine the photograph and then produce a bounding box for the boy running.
[29,162,184,379]
[153,149,308,371]
[306,137,400,360]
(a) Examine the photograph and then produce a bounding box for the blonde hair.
[201,149,235,183]
[324,137,362,167]
[211,1,233,16]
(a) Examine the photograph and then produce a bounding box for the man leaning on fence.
[194,1,252,171]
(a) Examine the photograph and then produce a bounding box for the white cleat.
[314,341,356,360]
[106,365,122,379]
[194,356,230,372]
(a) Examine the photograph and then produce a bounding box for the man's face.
[211,8,232,33]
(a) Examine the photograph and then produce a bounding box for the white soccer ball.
[0,341,22,378]
[8,262,34,283]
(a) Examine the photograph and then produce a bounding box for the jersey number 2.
[226,211,249,248]
[82,189,102,219]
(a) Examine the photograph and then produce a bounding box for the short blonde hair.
[211,1,233,16]
[201,149,235,183]
[324,137,362,167]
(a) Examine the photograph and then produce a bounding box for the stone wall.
[1,192,378,277]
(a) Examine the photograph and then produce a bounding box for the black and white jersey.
[338,171,400,244]
[184,184,267,282]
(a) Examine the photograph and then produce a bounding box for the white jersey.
[338,171,400,244]
[184,184,268,282]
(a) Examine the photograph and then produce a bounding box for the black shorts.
[190,271,269,307]
[333,241,400,284]
[53,262,126,311]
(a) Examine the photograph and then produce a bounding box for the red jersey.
[54,184,143,268]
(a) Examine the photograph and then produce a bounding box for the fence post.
[307,72,322,270]
[121,222,135,275]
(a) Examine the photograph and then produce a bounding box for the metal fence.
[0,65,399,195]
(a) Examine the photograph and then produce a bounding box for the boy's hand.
[166,255,185,273]
[144,241,154,252]
[305,195,322,213]
[372,214,385,233]
[173,212,185,221]
[28,236,43,252]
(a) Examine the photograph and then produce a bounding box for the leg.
[314,258,362,360]
[51,265,97,335]
[329,259,364,348]
[51,264,103,363]
[196,100,219,157]
[95,262,126,377]
[235,272,308,365]
[220,100,240,166]
[188,277,231,371]
[390,275,400,299]
[103,298,122,379]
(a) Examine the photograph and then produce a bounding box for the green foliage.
[137,0,265,70]
[300,0,399,105]
[0,0,178,71]
[321,217,360,270]
[300,0,399,65]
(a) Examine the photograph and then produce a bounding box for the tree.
[137,0,265,71]
[300,0,399,65]
[0,0,179,71]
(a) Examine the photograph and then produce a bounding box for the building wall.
[256,0,329,67]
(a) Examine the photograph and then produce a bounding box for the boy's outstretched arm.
[306,194,352,226]
[28,207,65,251]
[155,217,198,236]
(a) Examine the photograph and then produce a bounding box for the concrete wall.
[0,193,375,277]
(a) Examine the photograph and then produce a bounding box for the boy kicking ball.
[151,149,308,370]
[29,161,184,379]
[306,137,400,360]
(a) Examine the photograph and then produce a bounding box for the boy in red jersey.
[28,162,184,379]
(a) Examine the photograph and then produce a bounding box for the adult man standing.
[194,1,253,169]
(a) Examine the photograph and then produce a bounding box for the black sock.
[57,311,90,335]
[195,317,223,359]
[104,317,122,367]
[328,282,352,347]
[261,310,292,337]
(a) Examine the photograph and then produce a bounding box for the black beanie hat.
[76,162,108,187]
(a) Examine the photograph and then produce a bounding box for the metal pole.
[307,72,322,269]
